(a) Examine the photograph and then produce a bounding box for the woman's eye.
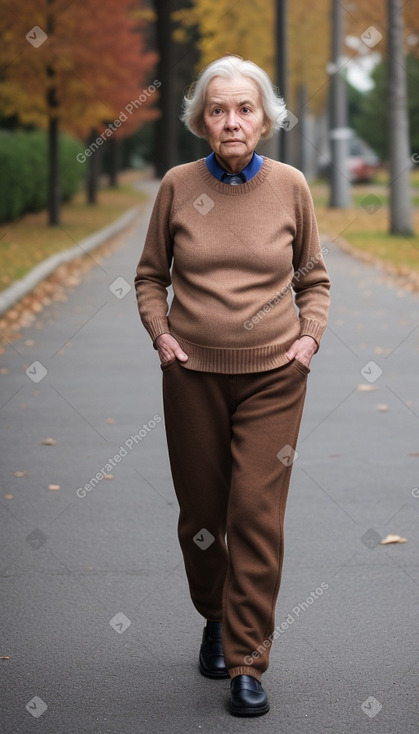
[242,107,250,113]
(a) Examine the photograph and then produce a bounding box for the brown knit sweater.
[135,157,330,373]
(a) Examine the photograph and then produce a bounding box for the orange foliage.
[0,0,158,139]
[344,0,419,55]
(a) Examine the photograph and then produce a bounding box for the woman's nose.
[225,111,239,129]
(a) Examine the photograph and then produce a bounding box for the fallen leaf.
[0,368,9,374]
[24,339,35,346]
[376,404,389,412]
[103,474,114,480]
[106,417,115,424]
[0,656,10,660]
[356,384,378,392]
[380,534,407,545]
[14,470,29,477]
[4,494,13,500]
[41,438,57,445]
[407,452,419,457]
[374,346,384,355]
[48,484,61,491]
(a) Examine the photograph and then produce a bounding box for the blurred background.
[1,0,419,294]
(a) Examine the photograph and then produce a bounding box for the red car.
[348,137,380,183]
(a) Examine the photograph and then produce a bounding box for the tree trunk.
[154,0,177,176]
[108,137,119,188]
[297,82,309,176]
[387,0,413,234]
[47,113,60,226]
[47,1,60,226]
[276,0,291,164]
[86,128,101,205]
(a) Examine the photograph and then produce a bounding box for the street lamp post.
[276,0,291,164]
[328,0,351,208]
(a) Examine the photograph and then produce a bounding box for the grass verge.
[0,170,149,292]
[311,170,419,281]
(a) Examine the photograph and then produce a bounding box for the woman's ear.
[261,119,271,138]
[197,115,207,139]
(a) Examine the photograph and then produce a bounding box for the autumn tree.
[174,0,275,77]
[349,55,419,161]
[154,0,178,176]
[343,0,416,233]
[0,0,157,225]
[287,0,331,170]
[344,0,419,50]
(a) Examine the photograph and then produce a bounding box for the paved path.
[1,180,418,733]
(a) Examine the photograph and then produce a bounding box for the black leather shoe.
[229,674,270,717]
[199,621,229,679]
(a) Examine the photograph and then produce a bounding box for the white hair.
[180,55,287,141]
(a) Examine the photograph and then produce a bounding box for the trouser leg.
[162,361,232,622]
[162,358,308,678]
[222,360,308,680]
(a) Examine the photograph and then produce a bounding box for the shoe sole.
[229,702,270,717]
[199,662,230,679]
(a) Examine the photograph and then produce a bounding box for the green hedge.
[0,130,85,223]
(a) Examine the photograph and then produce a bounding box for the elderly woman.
[135,55,330,717]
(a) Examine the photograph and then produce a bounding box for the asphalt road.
[1,179,418,733]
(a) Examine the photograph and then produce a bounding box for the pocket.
[160,359,178,372]
[292,358,311,377]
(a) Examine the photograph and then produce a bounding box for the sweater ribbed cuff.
[299,318,326,350]
[143,317,170,346]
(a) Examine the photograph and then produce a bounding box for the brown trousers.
[162,358,309,680]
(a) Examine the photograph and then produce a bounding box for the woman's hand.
[286,335,317,369]
[155,333,189,364]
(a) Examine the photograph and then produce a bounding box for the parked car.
[348,137,380,183]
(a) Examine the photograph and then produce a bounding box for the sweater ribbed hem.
[171,332,297,374]
[228,666,262,681]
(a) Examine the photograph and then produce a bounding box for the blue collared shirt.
[205,151,264,182]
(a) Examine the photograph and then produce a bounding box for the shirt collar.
[205,151,264,182]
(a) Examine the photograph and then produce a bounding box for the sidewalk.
[1,179,418,733]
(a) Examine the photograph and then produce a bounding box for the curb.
[330,234,419,294]
[0,206,141,316]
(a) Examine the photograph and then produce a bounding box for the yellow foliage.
[288,0,331,114]
[176,0,419,121]
[344,0,419,54]
[174,0,275,79]
[176,0,330,116]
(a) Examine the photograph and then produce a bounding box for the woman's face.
[202,75,268,173]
